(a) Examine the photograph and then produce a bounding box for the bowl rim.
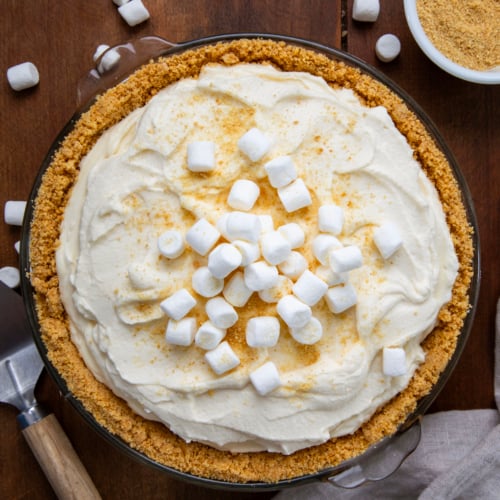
[19,32,481,490]
[403,0,500,85]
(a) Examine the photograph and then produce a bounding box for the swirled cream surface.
[56,63,458,454]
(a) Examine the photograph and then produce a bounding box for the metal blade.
[0,282,43,411]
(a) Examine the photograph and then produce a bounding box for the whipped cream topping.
[56,63,458,454]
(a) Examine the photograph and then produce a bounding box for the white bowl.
[404,0,500,85]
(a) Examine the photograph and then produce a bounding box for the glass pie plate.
[19,33,480,492]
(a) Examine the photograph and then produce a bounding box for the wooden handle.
[22,413,101,500]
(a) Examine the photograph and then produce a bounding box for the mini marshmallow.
[249,361,282,396]
[160,288,197,320]
[195,321,226,350]
[185,218,220,256]
[264,156,297,188]
[243,261,279,291]
[260,231,292,265]
[375,34,401,63]
[93,44,110,63]
[157,230,185,259]
[373,222,403,259]
[227,179,260,211]
[14,241,20,254]
[258,275,293,303]
[352,0,380,22]
[246,317,280,347]
[277,178,312,213]
[186,141,216,172]
[0,266,20,288]
[312,234,342,265]
[278,251,308,280]
[225,211,261,242]
[98,48,121,74]
[216,213,231,240]
[329,245,363,273]
[318,204,344,235]
[258,214,275,234]
[276,295,312,329]
[4,201,27,226]
[238,128,271,162]
[6,62,39,91]
[292,270,328,306]
[192,266,224,298]
[118,0,150,26]
[278,223,305,249]
[315,265,348,286]
[325,283,357,314]
[205,341,240,375]
[165,317,197,346]
[383,347,407,377]
[232,240,260,266]
[290,317,323,345]
[205,297,238,329]
[208,243,242,279]
[223,271,253,307]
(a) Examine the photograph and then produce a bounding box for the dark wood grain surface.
[0,1,498,498]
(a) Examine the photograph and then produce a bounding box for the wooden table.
[0,1,498,498]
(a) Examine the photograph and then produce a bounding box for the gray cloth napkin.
[273,300,500,500]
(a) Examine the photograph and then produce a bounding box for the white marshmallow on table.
[243,260,279,291]
[238,128,272,162]
[118,0,150,26]
[195,321,226,350]
[260,230,292,266]
[205,341,240,375]
[382,347,407,377]
[192,266,224,298]
[232,239,260,266]
[278,223,305,249]
[4,201,27,226]
[264,156,297,188]
[160,288,197,320]
[329,245,363,273]
[325,283,357,314]
[312,234,342,265]
[7,62,39,91]
[14,241,20,254]
[249,361,282,396]
[165,317,197,346]
[93,44,110,63]
[246,317,280,347]
[276,295,312,329]
[290,317,323,345]
[352,0,380,22]
[375,34,401,63]
[258,275,293,303]
[278,251,308,280]
[227,180,260,211]
[208,243,242,279]
[205,297,238,329]
[318,204,344,235]
[315,265,348,287]
[0,266,20,288]
[98,48,121,74]
[373,222,403,259]
[292,270,328,306]
[187,141,216,172]
[277,179,312,213]
[258,214,275,234]
[157,230,185,259]
[225,211,261,242]
[223,271,253,307]
[185,218,220,256]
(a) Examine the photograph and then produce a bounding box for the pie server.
[0,281,101,499]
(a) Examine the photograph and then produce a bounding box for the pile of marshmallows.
[150,126,406,396]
